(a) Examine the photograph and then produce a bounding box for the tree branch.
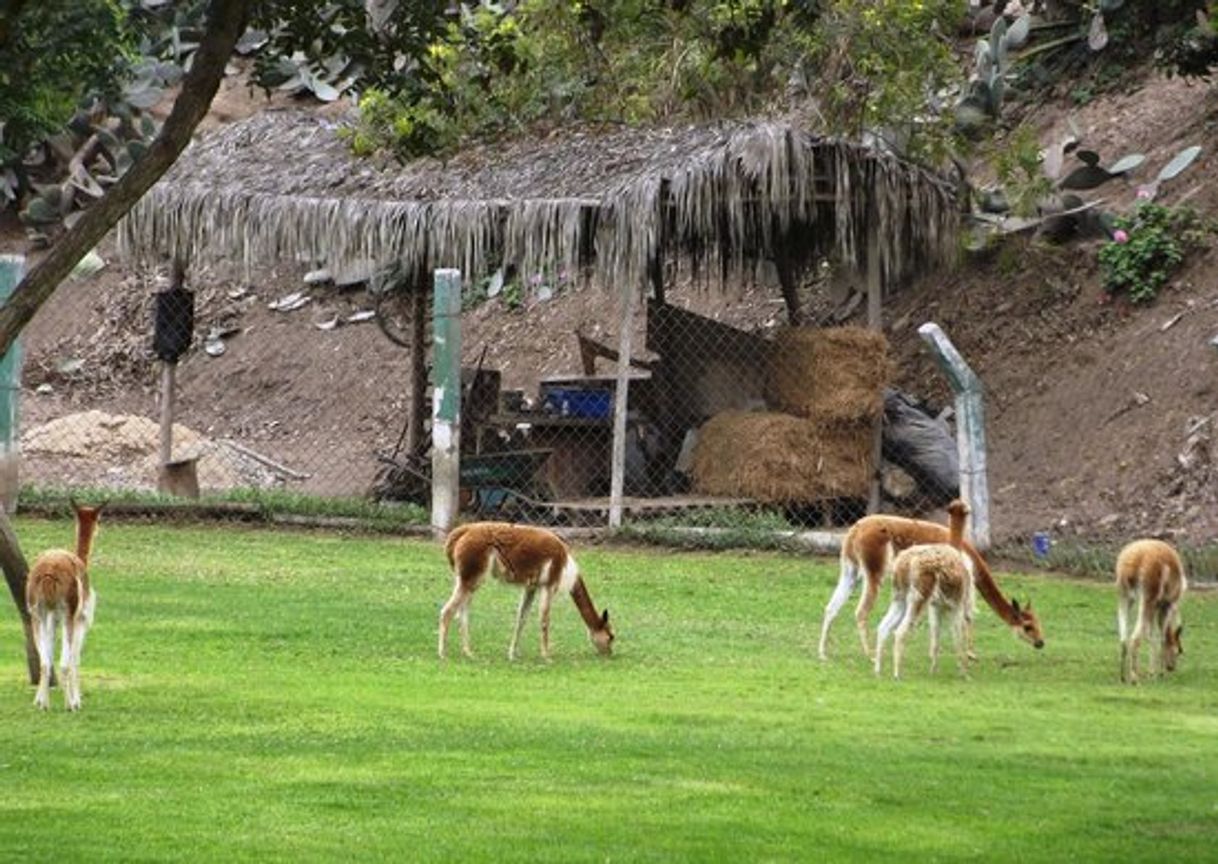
[0,0,251,358]
[0,0,250,681]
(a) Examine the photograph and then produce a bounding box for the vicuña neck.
[570,577,604,633]
[964,544,1020,626]
[948,511,966,550]
[75,517,98,567]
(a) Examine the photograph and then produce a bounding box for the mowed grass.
[2,519,1216,863]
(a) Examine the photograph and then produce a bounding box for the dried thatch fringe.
[117,116,957,299]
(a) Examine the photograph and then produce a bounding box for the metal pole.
[608,283,639,529]
[0,255,24,516]
[431,269,462,537]
[917,322,991,550]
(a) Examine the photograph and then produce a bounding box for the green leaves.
[1098,202,1207,304]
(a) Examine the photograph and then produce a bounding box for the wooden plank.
[866,236,883,514]
[608,284,639,528]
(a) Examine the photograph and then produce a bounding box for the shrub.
[1097,202,1208,304]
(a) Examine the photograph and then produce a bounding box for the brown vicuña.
[439,522,614,661]
[27,501,103,711]
[873,500,973,679]
[818,511,1044,661]
[1115,538,1187,684]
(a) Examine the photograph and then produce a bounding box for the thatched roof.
[118,110,957,294]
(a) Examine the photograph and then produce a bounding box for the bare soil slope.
[3,72,1218,544]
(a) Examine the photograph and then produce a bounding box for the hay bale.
[691,411,873,503]
[765,326,889,424]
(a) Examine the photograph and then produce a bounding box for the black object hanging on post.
[153,287,195,363]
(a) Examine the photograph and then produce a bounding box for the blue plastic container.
[1032,531,1051,559]
[543,387,613,419]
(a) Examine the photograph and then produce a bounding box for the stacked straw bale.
[692,326,888,503]
[690,411,874,502]
[764,326,889,424]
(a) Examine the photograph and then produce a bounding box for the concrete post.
[0,256,24,515]
[917,322,991,550]
[431,269,462,537]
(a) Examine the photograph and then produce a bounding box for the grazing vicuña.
[873,500,973,679]
[26,501,103,711]
[819,510,1044,661]
[1115,538,1187,684]
[439,522,614,660]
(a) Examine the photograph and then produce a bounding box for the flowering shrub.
[1098,202,1208,304]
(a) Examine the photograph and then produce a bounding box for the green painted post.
[0,256,24,515]
[918,322,990,550]
[431,269,462,536]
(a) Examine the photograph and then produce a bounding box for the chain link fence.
[13,253,963,537]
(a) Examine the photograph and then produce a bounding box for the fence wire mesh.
[15,254,960,536]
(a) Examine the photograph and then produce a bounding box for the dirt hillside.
[2,70,1217,547]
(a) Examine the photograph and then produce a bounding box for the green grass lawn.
[2,518,1216,863]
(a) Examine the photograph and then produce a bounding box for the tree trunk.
[0,507,39,684]
[0,0,250,678]
[0,0,250,359]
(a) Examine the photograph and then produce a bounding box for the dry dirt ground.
[3,71,1218,545]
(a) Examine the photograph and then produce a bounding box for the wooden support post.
[775,244,804,326]
[608,284,640,529]
[158,362,176,468]
[156,258,186,494]
[407,283,428,456]
[866,239,883,514]
[917,322,991,550]
[431,269,462,537]
[0,255,23,516]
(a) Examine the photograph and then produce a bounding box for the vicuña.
[27,501,103,711]
[1115,538,1186,684]
[439,522,615,660]
[873,499,973,679]
[819,509,1044,661]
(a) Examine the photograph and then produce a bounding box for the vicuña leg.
[892,594,928,680]
[33,614,55,711]
[818,557,858,661]
[873,592,906,677]
[854,570,884,660]
[1126,597,1150,685]
[458,597,474,659]
[508,587,537,660]
[927,604,941,674]
[438,583,471,659]
[538,585,557,660]
[1117,594,1133,683]
[63,617,81,711]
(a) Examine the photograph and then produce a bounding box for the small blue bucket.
[1032,532,1051,559]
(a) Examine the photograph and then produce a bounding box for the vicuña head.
[590,609,615,656]
[1164,622,1184,672]
[1009,597,1045,649]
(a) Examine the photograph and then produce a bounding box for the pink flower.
[1136,187,1154,200]
[1113,229,1129,244]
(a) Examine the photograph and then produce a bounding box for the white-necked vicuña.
[819,510,1044,661]
[1115,538,1187,684]
[27,501,103,711]
[439,522,614,660]
[873,499,974,680]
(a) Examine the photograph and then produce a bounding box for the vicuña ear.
[1011,598,1022,615]
[601,609,610,625]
